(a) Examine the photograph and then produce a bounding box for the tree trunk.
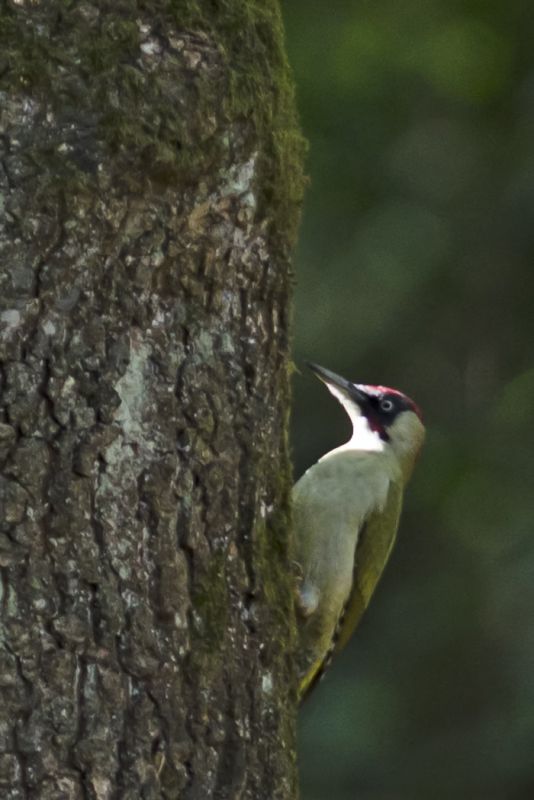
[0,3,304,798]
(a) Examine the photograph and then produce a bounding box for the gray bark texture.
[0,2,305,798]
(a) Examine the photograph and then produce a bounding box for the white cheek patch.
[349,417,384,452]
[324,385,384,453]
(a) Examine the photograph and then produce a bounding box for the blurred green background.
[284,1,534,798]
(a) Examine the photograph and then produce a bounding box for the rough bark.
[0,2,305,798]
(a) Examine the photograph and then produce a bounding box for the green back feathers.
[298,480,403,702]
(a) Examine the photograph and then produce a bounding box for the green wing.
[335,478,403,654]
[299,480,403,701]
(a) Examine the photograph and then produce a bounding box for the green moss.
[0,0,305,243]
[190,552,229,649]
[211,0,307,245]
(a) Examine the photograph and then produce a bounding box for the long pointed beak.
[306,362,370,410]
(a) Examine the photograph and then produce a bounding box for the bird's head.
[307,362,425,479]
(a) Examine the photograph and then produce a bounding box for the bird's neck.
[348,416,385,452]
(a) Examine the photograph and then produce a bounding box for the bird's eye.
[380,399,394,412]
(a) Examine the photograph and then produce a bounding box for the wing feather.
[335,479,403,654]
[299,479,403,701]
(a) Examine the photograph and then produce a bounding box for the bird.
[293,362,425,701]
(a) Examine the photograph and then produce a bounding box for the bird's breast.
[293,449,395,610]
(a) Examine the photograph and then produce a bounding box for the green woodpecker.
[294,363,425,700]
